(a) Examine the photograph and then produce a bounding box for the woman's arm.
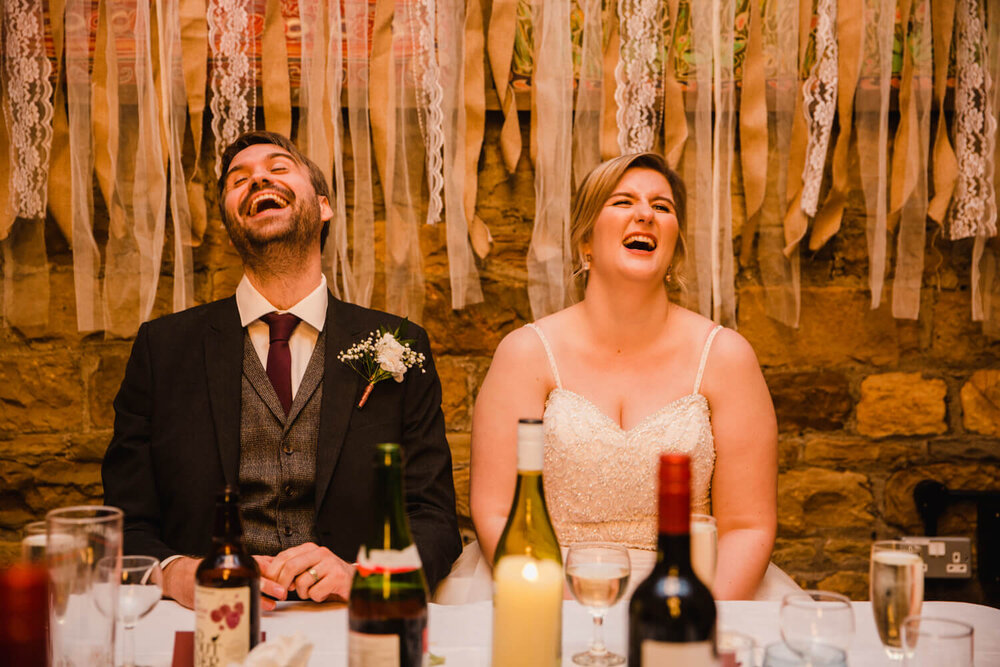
[470,326,553,565]
[701,328,778,600]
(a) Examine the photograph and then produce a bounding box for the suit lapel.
[315,294,362,510]
[204,298,244,487]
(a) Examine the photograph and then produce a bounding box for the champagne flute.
[902,616,973,667]
[779,590,854,656]
[870,540,924,660]
[690,513,717,588]
[565,543,631,666]
[97,556,163,667]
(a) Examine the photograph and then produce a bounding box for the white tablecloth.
[134,598,1000,666]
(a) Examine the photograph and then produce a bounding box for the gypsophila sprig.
[337,321,426,408]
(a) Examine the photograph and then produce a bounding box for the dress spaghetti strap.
[693,325,723,394]
[525,323,563,389]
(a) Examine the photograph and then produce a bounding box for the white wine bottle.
[348,443,428,667]
[491,418,563,667]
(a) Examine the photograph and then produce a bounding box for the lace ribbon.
[888,0,933,319]
[407,0,445,225]
[572,0,603,187]
[799,0,837,217]
[208,0,255,179]
[615,0,662,153]
[158,0,196,316]
[439,0,484,308]
[527,0,573,318]
[755,0,800,327]
[854,0,894,309]
[950,0,997,240]
[811,0,862,250]
[345,0,376,307]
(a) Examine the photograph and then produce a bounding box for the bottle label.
[348,631,400,666]
[355,543,422,576]
[641,639,717,665]
[194,585,252,667]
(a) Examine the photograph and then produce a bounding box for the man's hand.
[261,542,355,603]
[161,556,200,609]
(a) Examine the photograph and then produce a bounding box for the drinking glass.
[20,521,48,564]
[902,616,973,667]
[762,641,847,667]
[565,543,631,666]
[96,556,162,667]
[717,629,757,667]
[46,505,123,667]
[870,540,924,659]
[779,590,854,656]
[690,513,717,588]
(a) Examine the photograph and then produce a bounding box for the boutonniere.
[337,322,426,408]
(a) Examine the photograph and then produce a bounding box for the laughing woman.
[467,152,797,600]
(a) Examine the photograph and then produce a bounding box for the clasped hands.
[163,542,355,610]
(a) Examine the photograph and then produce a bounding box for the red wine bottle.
[195,486,261,666]
[628,454,718,665]
[348,443,428,667]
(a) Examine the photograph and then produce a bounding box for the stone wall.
[2,112,999,603]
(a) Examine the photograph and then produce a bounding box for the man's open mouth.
[245,191,291,217]
[623,233,657,252]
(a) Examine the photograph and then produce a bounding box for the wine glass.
[870,540,924,659]
[690,513,717,588]
[565,543,631,666]
[779,590,854,656]
[902,616,973,667]
[762,641,847,666]
[97,556,163,667]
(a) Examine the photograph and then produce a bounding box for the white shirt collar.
[235,274,328,332]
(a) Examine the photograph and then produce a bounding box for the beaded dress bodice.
[527,323,721,551]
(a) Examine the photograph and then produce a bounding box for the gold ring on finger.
[308,567,320,583]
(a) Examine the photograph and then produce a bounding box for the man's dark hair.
[217,131,331,248]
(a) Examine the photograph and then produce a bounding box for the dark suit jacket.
[102,294,462,590]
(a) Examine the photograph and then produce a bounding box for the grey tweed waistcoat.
[238,329,325,555]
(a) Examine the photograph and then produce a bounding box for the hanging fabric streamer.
[739,0,767,262]
[854,0,894,309]
[615,0,663,153]
[811,0,862,251]
[101,0,168,335]
[599,8,620,161]
[927,0,958,225]
[950,0,996,240]
[463,0,491,260]
[46,0,72,244]
[755,0,799,327]
[66,0,104,331]
[1,0,53,329]
[888,0,932,320]
[439,0,484,309]
[158,0,196,316]
[487,0,522,173]
[262,0,292,137]
[407,0,445,225]
[572,0,603,188]
[179,0,209,244]
[323,0,353,303]
[208,0,255,179]
[345,0,376,307]
[799,0,838,218]
[527,0,572,318]
[660,0,686,169]
[709,0,736,326]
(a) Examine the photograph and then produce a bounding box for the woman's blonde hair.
[570,152,687,288]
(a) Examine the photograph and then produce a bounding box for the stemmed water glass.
[97,556,163,667]
[690,513,717,588]
[565,543,631,666]
[902,616,974,667]
[779,590,854,657]
[870,541,924,659]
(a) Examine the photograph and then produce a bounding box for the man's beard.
[224,190,322,271]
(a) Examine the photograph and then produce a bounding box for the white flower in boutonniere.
[337,322,426,408]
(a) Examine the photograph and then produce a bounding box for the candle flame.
[521,561,539,582]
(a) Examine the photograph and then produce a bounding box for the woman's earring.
[582,253,592,271]
[664,263,673,283]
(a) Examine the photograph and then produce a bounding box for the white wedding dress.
[434,324,800,604]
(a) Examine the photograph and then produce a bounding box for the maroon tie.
[261,312,301,414]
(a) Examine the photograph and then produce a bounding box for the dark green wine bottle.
[348,443,428,667]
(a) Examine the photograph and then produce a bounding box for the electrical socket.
[900,536,972,579]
